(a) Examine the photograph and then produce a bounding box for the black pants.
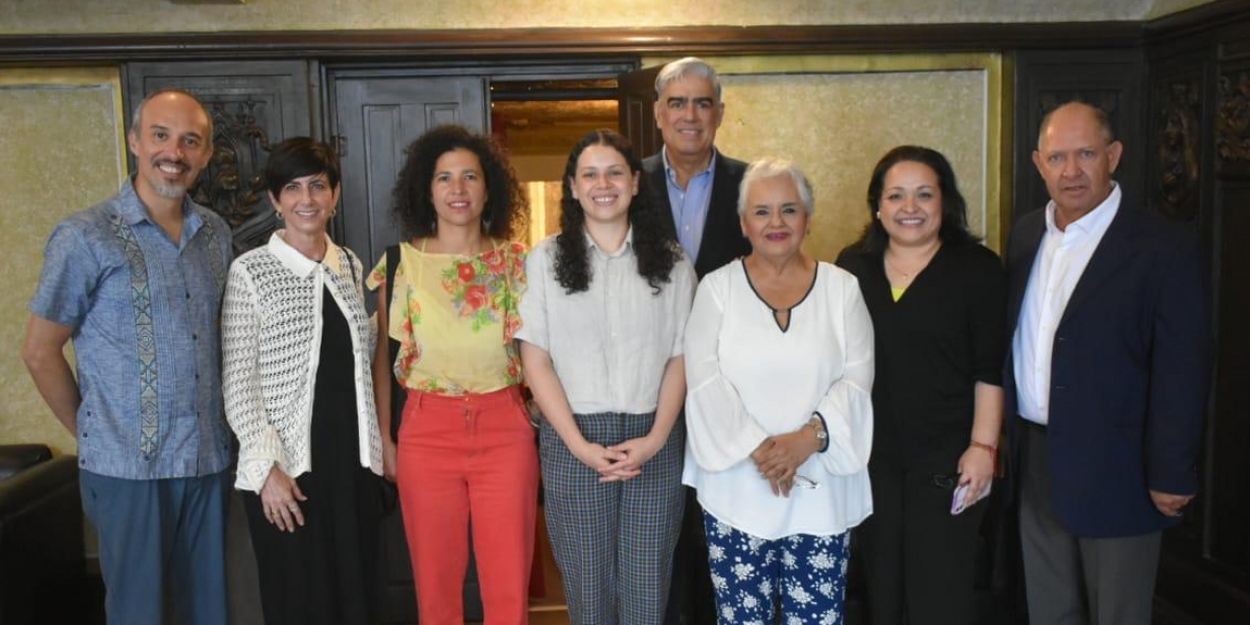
[664,487,717,625]
[856,457,988,625]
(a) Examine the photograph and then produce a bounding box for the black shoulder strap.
[385,244,405,441]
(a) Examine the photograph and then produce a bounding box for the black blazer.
[642,149,750,279]
[1003,203,1211,538]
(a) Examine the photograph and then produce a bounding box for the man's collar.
[116,176,202,229]
[661,145,718,182]
[1045,182,1121,235]
[267,230,340,277]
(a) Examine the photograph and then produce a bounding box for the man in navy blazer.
[642,57,750,281]
[644,58,749,625]
[1005,101,1211,624]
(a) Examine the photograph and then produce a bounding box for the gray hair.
[737,157,815,216]
[654,57,722,102]
[129,88,214,141]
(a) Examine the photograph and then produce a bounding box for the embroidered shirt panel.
[29,179,233,479]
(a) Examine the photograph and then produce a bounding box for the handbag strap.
[384,244,405,442]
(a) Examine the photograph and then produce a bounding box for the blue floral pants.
[702,511,850,625]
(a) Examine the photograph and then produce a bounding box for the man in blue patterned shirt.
[22,88,233,625]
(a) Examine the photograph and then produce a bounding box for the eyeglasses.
[793,474,821,489]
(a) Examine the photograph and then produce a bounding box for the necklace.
[884,244,939,282]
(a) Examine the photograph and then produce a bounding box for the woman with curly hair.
[516,129,696,624]
[366,125,535,625]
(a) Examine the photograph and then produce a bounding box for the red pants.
[397,385,539,625]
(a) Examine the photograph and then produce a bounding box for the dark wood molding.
[1145,0,1250,46]
[0,23,1147,65]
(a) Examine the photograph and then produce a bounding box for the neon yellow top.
[367,240,527,395]
[891,286,906,302]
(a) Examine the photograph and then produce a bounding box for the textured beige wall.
[0,0,1217,34]
[0,68,126,455]
[670,55,1003,263]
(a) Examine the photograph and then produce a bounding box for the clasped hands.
[573,435,664,483]
[751,429,821,498]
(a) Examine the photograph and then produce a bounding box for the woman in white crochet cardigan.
[221,137,385,625]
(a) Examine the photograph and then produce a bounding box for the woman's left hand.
[605,435,664,481]
[751,431,819,497]
[957,444,996,508]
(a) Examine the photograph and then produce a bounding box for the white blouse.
[682,260,875,539]
[222,232,383,493]
[515,231,696,415]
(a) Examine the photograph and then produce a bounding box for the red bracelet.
[969,440,998,474]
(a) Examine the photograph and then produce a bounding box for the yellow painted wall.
[0,68,126,454]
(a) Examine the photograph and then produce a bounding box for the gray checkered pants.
[539,412,686,625]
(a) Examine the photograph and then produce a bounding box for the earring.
[875,211,881,219]
[275,210,283,220]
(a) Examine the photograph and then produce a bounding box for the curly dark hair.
[391,125,527,241]
[855,145,980,253]
[555,129,681,294]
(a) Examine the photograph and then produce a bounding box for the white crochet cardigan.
[222,232,383,493]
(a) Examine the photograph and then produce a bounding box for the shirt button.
[192,334,198,341]
[185,292,191,299]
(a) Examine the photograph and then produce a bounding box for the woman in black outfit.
[837,145,1005,625]
[222,138,385,625]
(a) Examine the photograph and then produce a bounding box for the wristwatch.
[807,416,828,450]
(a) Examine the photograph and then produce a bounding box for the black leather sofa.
[0,444,86,625]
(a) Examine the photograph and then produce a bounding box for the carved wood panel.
[1217,68,1250,170]
[1153,75,1203,222]
[125,61,314,255]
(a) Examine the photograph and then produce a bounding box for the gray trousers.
[1019,419,1161,625]
[539,412,685,625]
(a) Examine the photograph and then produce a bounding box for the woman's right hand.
[260,465,308,533]
[571,439,635,482]
[382,438,398,483]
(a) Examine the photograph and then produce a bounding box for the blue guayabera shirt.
[29,178,234,480]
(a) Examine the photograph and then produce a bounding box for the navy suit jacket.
[1004,202,1211,538]
[643,149,750,279]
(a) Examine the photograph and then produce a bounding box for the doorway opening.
[489,78,620,245]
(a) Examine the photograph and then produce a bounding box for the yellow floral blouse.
[367,240,527,395]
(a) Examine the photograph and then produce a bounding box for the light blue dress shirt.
[663,147,718,263]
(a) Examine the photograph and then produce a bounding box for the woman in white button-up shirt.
[682,157,874,624]
[517,129,696,625]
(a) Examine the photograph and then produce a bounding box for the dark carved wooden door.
[327,71,487,624]
[617,65,663,158]
[329,73,487,272]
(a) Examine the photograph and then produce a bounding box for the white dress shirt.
[682,260,875,539]
[515,230,697,415]
[1014,184,1122,425]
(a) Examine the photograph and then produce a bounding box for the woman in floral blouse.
[367,125,534,625]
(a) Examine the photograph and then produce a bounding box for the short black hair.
[264,137,341,197]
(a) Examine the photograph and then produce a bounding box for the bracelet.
[969,440,997,454]
[969,439,998,468]
[810,412,830,453]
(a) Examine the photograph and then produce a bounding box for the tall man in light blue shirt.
[642,57,751,625]
[643,57,751,281]
[22,89,234,625]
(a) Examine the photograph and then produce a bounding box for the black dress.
[243,287,382,625]
[837,241,1006,625]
